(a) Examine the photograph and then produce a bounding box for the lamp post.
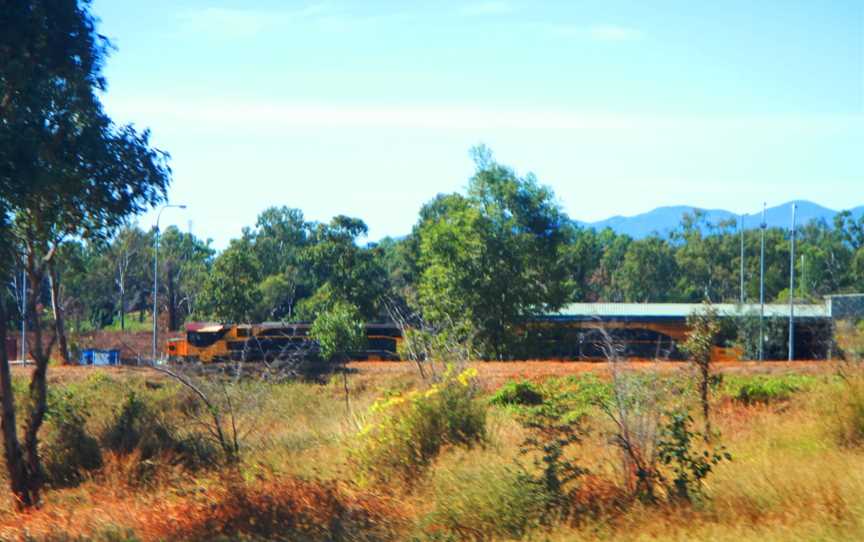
[788,202,796,361]
[759,203,767,361]
[153,204,187,361]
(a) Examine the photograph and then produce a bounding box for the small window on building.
[237,328,250,338]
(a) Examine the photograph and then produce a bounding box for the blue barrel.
[79,349,119,366]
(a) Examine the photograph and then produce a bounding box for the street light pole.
[153,204,187,361]
[788,202,796,361]
[759,203,767,361]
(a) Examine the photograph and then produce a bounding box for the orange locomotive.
[167,321,402,363]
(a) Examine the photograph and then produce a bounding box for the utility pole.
[759,203,767,361]
[788,203,796,361]
[739,214,745,304]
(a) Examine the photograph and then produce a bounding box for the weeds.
[731,376,807,405]
[353,366,486,485]
[489,380,544,407]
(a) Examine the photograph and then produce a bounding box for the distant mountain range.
[576,201,864,239]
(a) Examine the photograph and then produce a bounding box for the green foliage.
[43,390,103,487]
[684,301,721,436]
[544,374,613,417]
[615,236,678,302]
[489,380,544,407]
[156,226,215,330]
[733,310,791,360]
[414,146,572,359]
[517,396,588,522]
[683,301,720,365]
[657,412,731,502]
[310,302,367,362]
[732,377,805,405]
[198,239,262,322]
[354,367,486,484]
[299,215,389,321]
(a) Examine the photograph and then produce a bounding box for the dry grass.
[0,359,860,541]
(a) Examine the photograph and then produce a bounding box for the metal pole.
[739,214,745,304]
[788,203,796,361]
[153,204,187,362]
[759,203,766,361]
[153,222,159,361]
[20,269,26,362]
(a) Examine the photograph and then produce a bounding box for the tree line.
[6,145,864,362]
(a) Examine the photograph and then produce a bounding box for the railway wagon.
[167,321,402,363]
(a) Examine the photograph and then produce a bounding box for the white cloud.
[459,1,515,16]
[587,24,641,42]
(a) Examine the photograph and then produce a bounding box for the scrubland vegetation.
[0,356,862,541]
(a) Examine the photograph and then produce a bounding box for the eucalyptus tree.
[415,146,572,359]
[0,0,170,506]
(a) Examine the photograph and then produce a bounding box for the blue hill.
[577,200,862,238]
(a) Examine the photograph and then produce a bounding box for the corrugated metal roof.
[551,303,828,319]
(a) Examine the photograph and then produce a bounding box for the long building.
[529,295,863,360]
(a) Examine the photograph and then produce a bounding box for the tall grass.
[3,364,864,541]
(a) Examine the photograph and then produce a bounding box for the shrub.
[354,367,486,484]
[657,412,730,502]
[516,396,588,523]
[489,380,544,407]
[102,392,217,471]
[734,378,802,405]
[43,390,103,487]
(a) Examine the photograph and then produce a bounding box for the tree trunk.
[0,299,37,508]
[700,360,711,441]
[22,265,52,504]
[48,262,70,364]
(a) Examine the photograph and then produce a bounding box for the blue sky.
[92,0,863,248]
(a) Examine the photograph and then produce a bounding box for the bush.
[657,412,730,502]
[102,392,217,471]
[354,367,486,484]
[489,380,544,407]
[734,377,803,405]
[516,396,588,523]
[43,390,103,487]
